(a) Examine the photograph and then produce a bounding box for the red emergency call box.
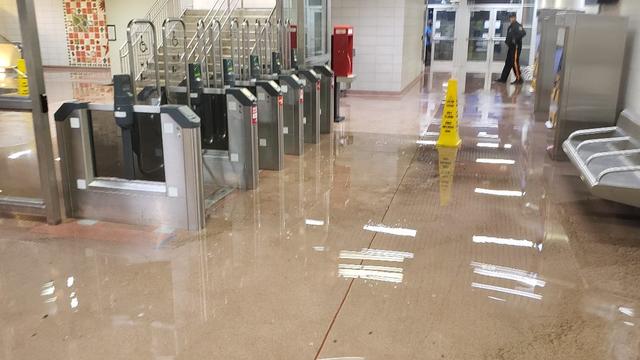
[290,24,298,49]
[332,25,353,77]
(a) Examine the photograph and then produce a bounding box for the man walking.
[496,13,526,85]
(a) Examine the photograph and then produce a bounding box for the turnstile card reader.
[314,65,335,134]
[54,101,206,231]
[279,74,305,155]
[256,80,285,171]
[299,69,321,144]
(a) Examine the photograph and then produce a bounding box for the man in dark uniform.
[496,13,526,85]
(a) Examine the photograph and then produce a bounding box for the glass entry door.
[430,7,457,70]
[466,7,522,74]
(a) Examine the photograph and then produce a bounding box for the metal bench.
[563,110,640,207]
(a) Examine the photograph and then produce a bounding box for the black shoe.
[511,79,524,85]
[494,79,507,84]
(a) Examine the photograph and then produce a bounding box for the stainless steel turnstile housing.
[547,13,627,160]
[256,80,285,170]
[533,9,582,116]
[279,73,305,155]
[299,69,321,144]
[54,102,206,230]
[204,88,259,190]
[314,65,334,134]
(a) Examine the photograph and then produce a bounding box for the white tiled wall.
[400,0,424,90]
[332,0,406,92]
[0,0,68,66]
[35,0,69,66]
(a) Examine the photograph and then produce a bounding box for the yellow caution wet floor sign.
[437,146,459,206]
[17,58,29,96]
[437,79,461,148]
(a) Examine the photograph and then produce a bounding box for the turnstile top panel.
[256,80,282,96]
[161,105,201,128]
[313,65,334,77]
[227,87,257,105]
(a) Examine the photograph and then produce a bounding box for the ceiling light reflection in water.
[339,249,414,263]
[472,282,542,300]
[476,158,515,165]
[363,223,417,237]
[339,264,404,284]
[475,188,524,197]
[305,219,325,226]
[473,235,543,251]
[471,261,546,288]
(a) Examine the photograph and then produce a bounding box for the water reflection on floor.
[0,68,639,359]
[0,69,112,198]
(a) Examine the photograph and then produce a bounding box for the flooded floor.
[0,69,639,359]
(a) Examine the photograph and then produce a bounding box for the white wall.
[193,0,274,9]
[332,0,406,92]
[400,0,424,90]
[601,0,640,115]
[36,0,68,66]
[0,0,68,66]
[105,0,162,74]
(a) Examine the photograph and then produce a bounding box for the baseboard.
[346,73,423,98]
[44,66,110,72]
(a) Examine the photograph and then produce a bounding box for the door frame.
[464,5,523,75]
[429,4,458,71]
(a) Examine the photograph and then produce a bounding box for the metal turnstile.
[255,80,285,170]
[279,73,305,155]
[547,13,627,160]
[163,18,260,191]
[532,9,582,116]
[563,110,640,208]
[54,99,206,231]
[314,65,334,134]
[299,69,321,144]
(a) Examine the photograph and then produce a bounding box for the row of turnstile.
[53,17,336,230]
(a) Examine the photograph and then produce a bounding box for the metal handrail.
[241,19,250,80]
[127,19,161,99]
[119,0,178,56]
[209,19,223,88]
[185,0,227,59]
[120,0,180,73]
[162,18,190,106]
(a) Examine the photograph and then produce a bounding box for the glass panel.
[465,72,486,93]
[468,40,489,61]
[468,10,490,61]
[520,48,531,66]
[428,0,454,4]
[304,0,327,57]
[522,26,532,48]
[0,111,42,198]
[523,6,535,26]
[434,10,456,38]
[433,40,454,61]
[494,11,513,38]
[282,0,298,24]
[493,41,509,62]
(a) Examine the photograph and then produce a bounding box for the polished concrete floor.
[1,69,640,359]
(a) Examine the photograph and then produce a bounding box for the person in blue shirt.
[424,20,433,66]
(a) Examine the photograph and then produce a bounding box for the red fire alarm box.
[332,25,353,77]
[290,24,298,49]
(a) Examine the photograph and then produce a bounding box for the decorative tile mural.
[63,0,110,67]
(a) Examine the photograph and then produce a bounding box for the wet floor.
[0,69,639,359]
